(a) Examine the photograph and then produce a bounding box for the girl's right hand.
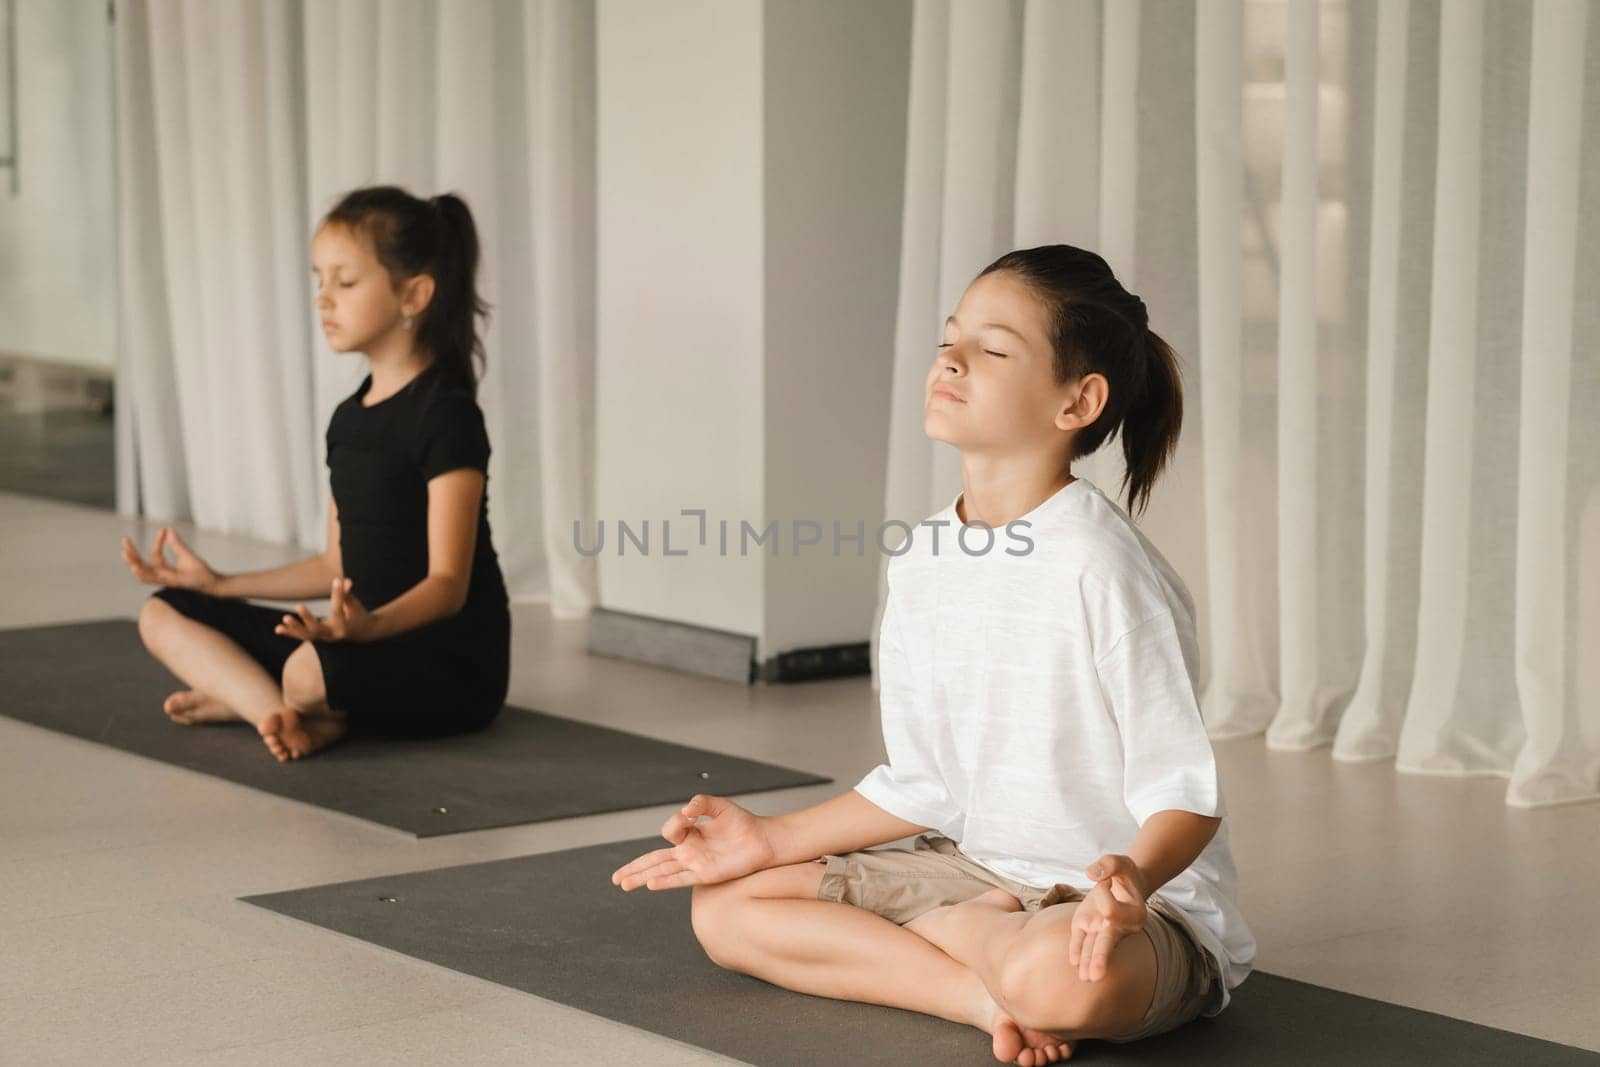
[120,527,219,593]
[610,794,778,891]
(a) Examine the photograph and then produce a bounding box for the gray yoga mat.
[0,619,830,836]
[243,837,1600,1066]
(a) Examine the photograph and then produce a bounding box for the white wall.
[763,0,911,654]
[595,0,767,640]
[0,0,115,368]
[595,0,911,659]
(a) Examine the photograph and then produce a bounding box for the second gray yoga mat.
[0,619,830,836]
[243,837,1600,1066]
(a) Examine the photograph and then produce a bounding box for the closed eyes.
[937,343,1008,358]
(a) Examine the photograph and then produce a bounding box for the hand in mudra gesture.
[1070,853,1151,982]
[274,577,375,643]
[611,794,778,891]
[120,527,218,593]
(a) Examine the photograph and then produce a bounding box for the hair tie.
[1128,293,1149,332]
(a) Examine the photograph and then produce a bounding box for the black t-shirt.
[324,362,509,624]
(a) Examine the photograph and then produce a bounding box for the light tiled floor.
[2,490,1597,1064]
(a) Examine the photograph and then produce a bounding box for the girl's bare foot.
[952,968,1074,1064]
[990,1005,1075,1065]
[912,890,1076,1064]
[163,689,243,725]
[258,706,348,762]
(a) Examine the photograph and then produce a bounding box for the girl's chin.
[923,413,965,442]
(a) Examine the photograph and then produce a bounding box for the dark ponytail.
[321,185,490,395]
[977,245,1183,519]
[1120,328,1183,520]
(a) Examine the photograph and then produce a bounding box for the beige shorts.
[815,833,1222,1044]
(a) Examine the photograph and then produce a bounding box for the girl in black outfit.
[122,186,511,762]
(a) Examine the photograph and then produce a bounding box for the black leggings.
[150,587,509,739]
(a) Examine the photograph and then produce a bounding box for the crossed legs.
[137,596,347,761]
[690,864,1159,1065]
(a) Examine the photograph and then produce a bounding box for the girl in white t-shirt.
[613,245,1255,1064]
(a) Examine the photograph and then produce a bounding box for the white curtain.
[113,0,597,618]
[877,0,1600,809]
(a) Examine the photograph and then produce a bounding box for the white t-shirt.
[855,476,1256,1012]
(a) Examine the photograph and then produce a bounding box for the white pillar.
[595,0,912,663]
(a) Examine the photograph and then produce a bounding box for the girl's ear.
[403,273,436,317]
[1054,373,1109,432]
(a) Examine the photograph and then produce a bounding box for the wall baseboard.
[586,607,872,686]
[587,607,757,685]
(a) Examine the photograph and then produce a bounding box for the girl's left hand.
[275,578,374,643]
[1070,854,1150,982]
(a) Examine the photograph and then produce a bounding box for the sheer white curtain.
[876,0,1599,808]
[113,0,597,618]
